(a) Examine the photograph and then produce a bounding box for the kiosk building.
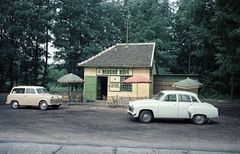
[77,43,156,101]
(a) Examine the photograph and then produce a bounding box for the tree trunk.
[230,76,234,99]
[42,35,48,87]
[188,55,191,74]
[33,43,39,86]
[0,64,4,92]
[231,84,234,99]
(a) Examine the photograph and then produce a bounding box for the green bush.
[48,86,68,93]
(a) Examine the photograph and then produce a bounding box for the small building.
[77,43,156,101]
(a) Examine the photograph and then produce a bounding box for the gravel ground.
[1,93,240,153]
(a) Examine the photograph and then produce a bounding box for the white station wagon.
[127,90,219,125]
[6,86,62,110]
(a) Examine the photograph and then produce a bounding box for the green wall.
[154,74,199,94]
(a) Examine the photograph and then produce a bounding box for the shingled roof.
[77,43,155,68]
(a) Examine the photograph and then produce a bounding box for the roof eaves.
[77,42,156,67]
[117,42,154,46]
[82,65,152,68]
[77,44,117,67]
[150,42,156,67]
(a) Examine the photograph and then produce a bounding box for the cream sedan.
[127,90,219,125]
[6,86,62,110]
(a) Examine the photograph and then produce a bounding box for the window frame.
[120,76,132,92]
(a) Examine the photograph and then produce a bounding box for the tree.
[173,0,215,74]
[174,0,240,97]
[211,0,240,97]
[127,0,176,74]
[0,0,54,91]
[52,0,125,76]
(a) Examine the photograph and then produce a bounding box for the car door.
[178,94,192,118]
[22,88,37,106]
[158,94,178,118]
[13,88,25,105]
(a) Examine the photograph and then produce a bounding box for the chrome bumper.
[126,110,136,116]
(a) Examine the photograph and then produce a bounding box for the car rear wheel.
[11,101,20,109]
[39,101,48,110]
[139,111,153,123]
[193,114,206,125]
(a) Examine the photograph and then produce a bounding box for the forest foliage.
[0,0,239,98]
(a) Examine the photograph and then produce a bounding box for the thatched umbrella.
[172,77,204,90]
[123,75,152,97]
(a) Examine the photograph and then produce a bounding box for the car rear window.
[178,94,191,102]
[12,88,25,94]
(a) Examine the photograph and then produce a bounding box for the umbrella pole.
[136,83,138,97]
[70,86,72,103]
[69,83,72,102]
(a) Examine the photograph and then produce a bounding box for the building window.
[120,76,132,92]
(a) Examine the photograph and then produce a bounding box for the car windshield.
[36,88,49,94]
[155,92,165,100]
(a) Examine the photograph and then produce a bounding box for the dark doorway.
[97,77,107,100]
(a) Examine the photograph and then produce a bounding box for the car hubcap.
[13,102,18,108]
[143,114,150,122]
[41,103,46,109]
[195,115,204,123]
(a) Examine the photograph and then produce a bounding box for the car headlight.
[128,105,134,112]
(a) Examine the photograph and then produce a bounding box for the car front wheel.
[11,101,20,109]
[39,101,48,110]
[139,111,153,123]
[192,114,206,125]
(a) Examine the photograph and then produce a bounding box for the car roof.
[160,90,198,97]
[12,86,45,89]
